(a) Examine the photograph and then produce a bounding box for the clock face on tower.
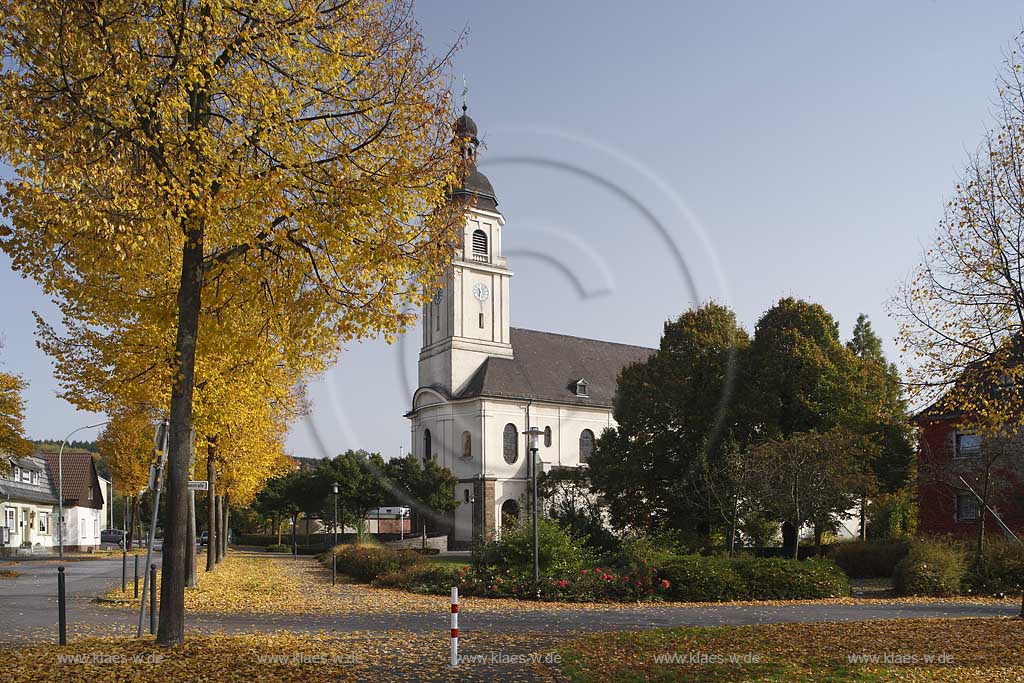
[473,282,490,302]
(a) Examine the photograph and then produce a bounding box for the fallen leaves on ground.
[0,630,565,683]
[556,617,1024,682]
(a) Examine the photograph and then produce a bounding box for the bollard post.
[134,555,139,598]
[121,550,127,593]
[58,566,67,645]
[449,586,458,668]
[149,564,157,635]
[332,552,337,586]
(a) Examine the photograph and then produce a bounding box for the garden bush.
[265,543,290,553]
[964,540,1024,595]
[472,518,594,579]
[659,556,848,602]
[373,563,462,594]
[893,538,966,596]
[329,544,422,582]
[830,540,910,578]
[659,556,746,601]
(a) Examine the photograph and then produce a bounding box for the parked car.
[100,529,126,546]
[199,531,209,546]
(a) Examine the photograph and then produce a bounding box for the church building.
[406,110,654,548]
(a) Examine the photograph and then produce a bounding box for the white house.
[406,109,654,548]
[1,455,57,555]
[40,449,105,551]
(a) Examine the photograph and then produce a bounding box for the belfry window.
[472,229,488,261]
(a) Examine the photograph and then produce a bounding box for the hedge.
[893,538,966,596]
[329,544,422,582]
[829,540,910,579]
[660,556,849,602]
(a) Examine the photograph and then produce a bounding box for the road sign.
[187,480,209,491]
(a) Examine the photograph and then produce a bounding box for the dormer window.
[471,229,488,262]
[575,379,589,397]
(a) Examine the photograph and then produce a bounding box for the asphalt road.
[0,554,162,641]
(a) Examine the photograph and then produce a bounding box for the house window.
[503,423,519,464]
[956,493,980,522]
[94,518,99,537]
[462,431,472,458]
[955,432,981,458]
[579,429,595,463]
[423,429,432,461]
[30,471,37,485]
[544,426,552,448]
[472,229,488,260]
[88,485,94,501]
[38,512,49,534]
[20,468,30,483]
[575,379,589,397]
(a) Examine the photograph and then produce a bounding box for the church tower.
[419,107,514,395]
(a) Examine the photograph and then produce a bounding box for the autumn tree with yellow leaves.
[0,0,462,645]
[0,340,31,474]
[894,32,1024,435]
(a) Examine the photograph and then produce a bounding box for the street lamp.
[523,426,544,586]
[332,482,339,547]
[57,421,109,560]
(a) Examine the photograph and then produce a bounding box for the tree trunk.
[782,521,798,560]
[186,490,197,588]
[125,496,135,551]
[813,523,823,557]
[275,513,282,545]
[291,514,298,556]
[156,222,204,647]
[214,495,223,565]
[206,440,216,572]
[221,494,230,560]
[860,495,868,541]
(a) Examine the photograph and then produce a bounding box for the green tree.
[384,454,458,538]
[746,428,879,558]
[588,302,749,546]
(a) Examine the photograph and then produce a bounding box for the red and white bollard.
[450,586,459,668]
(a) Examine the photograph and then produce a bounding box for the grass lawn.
[555,617,1024,682]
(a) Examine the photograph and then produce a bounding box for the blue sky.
[2,1,1022,457]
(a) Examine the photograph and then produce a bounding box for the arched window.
[423,429,432,460]
[579,429,595,463]
[462,431,472,458]
[503,423,519,464]
[544,426,552,448]
[463,488,471,504]
[501,499,520,529]
[472,229,488,259]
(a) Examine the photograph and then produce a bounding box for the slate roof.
[0,455,58,505]
[39,450,104,509]
[456,328,655,408]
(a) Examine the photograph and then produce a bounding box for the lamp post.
[523,426,544,586]
[332,482,339,547]
[56,421,109,560]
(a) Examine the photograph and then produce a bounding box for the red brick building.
[915,412,1024,538]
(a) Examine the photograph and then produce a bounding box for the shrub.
[472,518,594,579]
[454,563,671,602]
[830,540,910,578]
[733,557,849,600]
[964,540,1024,595]
[373,563,461,594]
[659,555,848,602]
[265,543,291,553]
[659,556,746,602]
[894,538,966,596]
[329,544,422,582]
[605,535,681,571]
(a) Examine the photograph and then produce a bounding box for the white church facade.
[406,110,654,548]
